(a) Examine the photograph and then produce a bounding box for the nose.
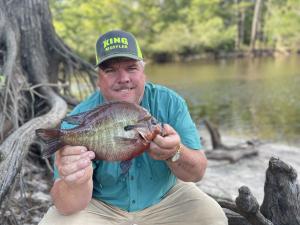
[117,69,130,83]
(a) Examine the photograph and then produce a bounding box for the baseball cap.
[95,30,143,67]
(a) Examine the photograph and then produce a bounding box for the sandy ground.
[197,130,300,203]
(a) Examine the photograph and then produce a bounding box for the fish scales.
[35,101,162,161]
[63,104,144,159]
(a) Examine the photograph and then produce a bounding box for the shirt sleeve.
[170,99,202,150]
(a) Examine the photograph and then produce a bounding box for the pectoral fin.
[120,160,132,174]
[114,136,138,145]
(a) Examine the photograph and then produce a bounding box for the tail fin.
[35,129,64,158]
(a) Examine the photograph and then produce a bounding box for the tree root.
[219,157,300,225]
[203,119,260,162]
[0,89,67,203]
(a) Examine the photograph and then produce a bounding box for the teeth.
[115,87,134,91]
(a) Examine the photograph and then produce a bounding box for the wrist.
[167,143,182,162]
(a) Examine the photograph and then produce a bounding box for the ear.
[96,74,101,87]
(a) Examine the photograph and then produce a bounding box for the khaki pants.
[39,181,227,225]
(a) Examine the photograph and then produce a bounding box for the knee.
[191,191,228,225]
[199,202,227,224]
[38,206,84,225]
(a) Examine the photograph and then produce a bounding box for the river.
[145,55,300,146]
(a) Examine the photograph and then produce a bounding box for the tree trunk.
[235,0,245,50]
[219,157,300,225]
[260,157,300,225]
[250,0,262,50]
[0,0,96,206]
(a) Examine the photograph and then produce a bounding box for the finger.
[148,142,173,160]
[59,157,91,177]
[153,133,180,149]
[160,124,177,135]
[60,145,87,156]
[64,169,86,183]
[61,151,94,165]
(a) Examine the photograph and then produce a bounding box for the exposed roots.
[0,0,96,207]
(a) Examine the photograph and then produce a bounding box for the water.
[145,55,300,146]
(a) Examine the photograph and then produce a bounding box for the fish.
[35,101,163,161]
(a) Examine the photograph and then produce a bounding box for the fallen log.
[203,119,259,162]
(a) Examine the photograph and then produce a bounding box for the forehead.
[99,57,139,69]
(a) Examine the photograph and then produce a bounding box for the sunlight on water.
[145,55,300,146]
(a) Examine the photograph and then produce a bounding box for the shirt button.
[137,163,142,168]
[132,200,136,204]
[130,176,134,180]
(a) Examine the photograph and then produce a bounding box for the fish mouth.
[137,130,151,144]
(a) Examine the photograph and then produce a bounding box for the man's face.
[97,58,146,104]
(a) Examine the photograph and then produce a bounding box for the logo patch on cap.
[103,37,129,51]
[95,30,143,67]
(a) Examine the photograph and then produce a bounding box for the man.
[39,30,227,225]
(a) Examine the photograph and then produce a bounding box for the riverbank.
[150,49,299,63]
[197,129,300,203]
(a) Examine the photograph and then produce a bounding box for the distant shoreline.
[150,49,300,63]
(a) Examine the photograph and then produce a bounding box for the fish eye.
[124,125,135,131]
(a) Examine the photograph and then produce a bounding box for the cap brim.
[95,53,142,68]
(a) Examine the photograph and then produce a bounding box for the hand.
[148,124,181,161]
[55,145,95,187]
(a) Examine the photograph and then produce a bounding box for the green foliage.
[264,0,300,49]
[49,0,300,62]
[0,74,5,89]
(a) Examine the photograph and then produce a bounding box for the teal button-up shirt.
[54,82,201,212]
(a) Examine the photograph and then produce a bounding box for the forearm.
[51,178,93,215]
[166,146,207,182]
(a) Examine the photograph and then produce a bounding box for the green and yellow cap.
[95,30,143,67]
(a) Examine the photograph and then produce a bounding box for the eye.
[128,66,138,72]
[103,68,115,74]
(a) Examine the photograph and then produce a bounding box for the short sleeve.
[170,99,202,150]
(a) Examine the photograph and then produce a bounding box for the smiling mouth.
[115,87,135,92]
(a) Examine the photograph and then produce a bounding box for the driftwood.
[203,119,259,162]
[219,157,300,225]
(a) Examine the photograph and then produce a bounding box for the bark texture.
[0,0,96,206]
[220,157,300,225]
[261,157,300,225]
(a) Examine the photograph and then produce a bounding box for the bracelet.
[169,143,182,162]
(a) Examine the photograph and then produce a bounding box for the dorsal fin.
[62,101,139,126]
[61,103,111,125]
[62,111,91,125]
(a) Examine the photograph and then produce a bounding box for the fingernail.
[81,147,87,153]
[89,151,95,159]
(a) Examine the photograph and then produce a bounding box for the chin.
[121,98,138,104]
[110,96,136,104]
